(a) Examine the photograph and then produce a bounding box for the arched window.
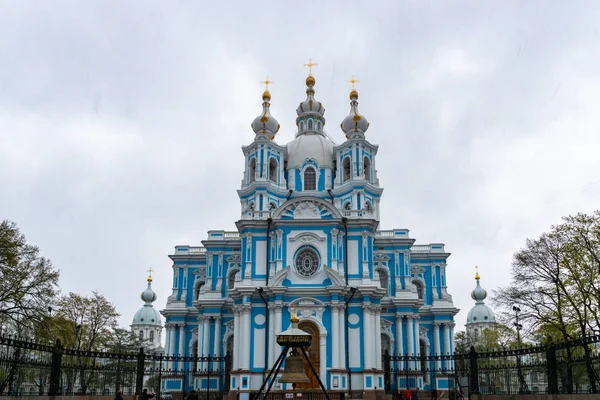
[308,119,313,130]
[317,121,322,131]
[364,156,371,182]
[269,158,278,183]
[149,331,155,342]
[228,270,238,290]
[378,269,389,294]
[343,202,351,211]
[249,158,256,183]
[342,157,351,182]
[364,201,372,212]
[413,280,424,300]
[139,330,144,341]
[195,281,205,299]
[420,339,427,373]
[269,202,277,210]
[300,121,304,131]
[304,167,316,190]
[247,202,255,211]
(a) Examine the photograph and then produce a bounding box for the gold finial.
[474,265,480,280]
[147,267,154,282]
[303,58,318,76]
[261,76,274,91]
[290,308,299,323]
[346,75,360,90]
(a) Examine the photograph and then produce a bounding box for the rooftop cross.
[303,58,318,76]
[147,267,154,279]
[475,265,480,280]
[261,76,274,91]
[346,75,360,90]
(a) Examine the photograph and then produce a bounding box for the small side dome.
[132,273,162,328]
[251,89,280,140]
[341,89,369,138]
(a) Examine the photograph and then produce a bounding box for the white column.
[433,323,441,372]
[406,316,414,370]
[414,316,421,371]
[268,304,275,367]
[274,304,283,360]
[179,325,186,357]
[331,304,340,369]
[339,305,346,369]
[320,334,327,385]
[449,322,455,369]
[242,304,251,369]
[196,316,204,370]
[201,317,211,373]
[374,306,382,370]
[363,304,372,369]
[396,314,404,371]
[443,322,451,371]
[233,308,240,370]
[214,316,222,357]
[169,325,177,356]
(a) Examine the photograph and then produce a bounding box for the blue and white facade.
[161,72,459,395]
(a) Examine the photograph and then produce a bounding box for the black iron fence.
[2,334,600,397]
[0,336,229,398]
[384,334,600,395]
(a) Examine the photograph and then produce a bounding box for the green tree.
[493,210,600,393]
[0,220,59,331]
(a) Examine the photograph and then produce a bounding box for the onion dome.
[341,88,369,139]
[466,267,496,325]
[132,273,162,327]
[251,87,280,141]
[295,74,326,136]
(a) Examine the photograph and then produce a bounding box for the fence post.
[48,339,63,396]
[546,343,558,395]
[468,346,479,396]
[136,347,145,395]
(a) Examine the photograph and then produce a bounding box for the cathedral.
[160,65,459,396]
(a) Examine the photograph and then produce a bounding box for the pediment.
[272,197,343,220]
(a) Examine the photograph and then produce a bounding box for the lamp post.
[512,306,528,394]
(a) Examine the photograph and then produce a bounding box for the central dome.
[286,133,334,168]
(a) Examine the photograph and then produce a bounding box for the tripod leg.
[299,346,331,400]
[263,345,289,400]
[255,346,289,399]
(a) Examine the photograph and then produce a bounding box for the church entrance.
[296,321,320,390]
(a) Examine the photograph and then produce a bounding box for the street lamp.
[512,306,528,394]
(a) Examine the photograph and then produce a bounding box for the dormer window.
[308,119,313,130]
[304,167,316,190]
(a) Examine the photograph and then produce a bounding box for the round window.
[295,247,320,277]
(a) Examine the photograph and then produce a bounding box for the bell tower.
[332,76,383,220]
[238,77,288,220]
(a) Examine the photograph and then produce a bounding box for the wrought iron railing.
[1,334,599,396]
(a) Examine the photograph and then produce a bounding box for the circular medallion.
[294,246,320,277]
[254,314,266,325]
[348,313,360,325]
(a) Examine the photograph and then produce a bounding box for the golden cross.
[147,267,154,277]
[475,265,480,279]
[303,58,318,75]
[346,75,360,90]
[260,76,274,91]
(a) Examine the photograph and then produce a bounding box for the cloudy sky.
[1,1,599,333]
